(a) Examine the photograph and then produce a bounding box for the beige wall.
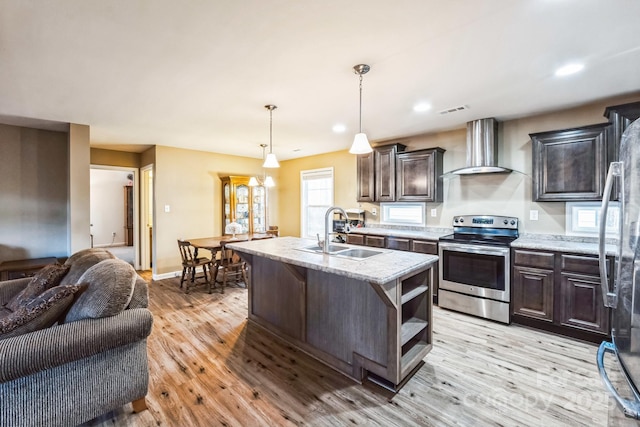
[68,123,91,253]
[91,147,141,168]
[277,92,640,237]
[153,146,279,275]
[278,150,357,237]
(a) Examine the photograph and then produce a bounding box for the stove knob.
[459,217,464,223]
[510,220,516,225]
[503,219,508,224]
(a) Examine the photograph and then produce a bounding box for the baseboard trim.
[153,270,181,281]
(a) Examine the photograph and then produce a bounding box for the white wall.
[90,169,130,246]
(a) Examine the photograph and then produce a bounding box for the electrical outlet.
[431,208,437,217]
[371,207,377,216]
[530,210,539,221]
[164,205,171,213]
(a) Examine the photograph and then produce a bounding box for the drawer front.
[513,250,555,269]
[387,237,411,251]
[412,240,438,255]
[365,235,386,248]
[346,234,365,245]
[561,254,609,276]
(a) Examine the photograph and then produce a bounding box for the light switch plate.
[164,205,171,213]
[530,210,539,221]
[371,208,377,216]
[431,208,437,217]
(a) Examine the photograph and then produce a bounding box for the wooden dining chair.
[215,242,248,293]
[177,239,213,294]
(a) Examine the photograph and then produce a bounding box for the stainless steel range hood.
[449,118,512,175]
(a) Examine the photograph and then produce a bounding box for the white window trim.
[380,202,426,226]
[300,167,334,238]
[565,201,620,237]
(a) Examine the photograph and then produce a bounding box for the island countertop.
[226,236,438,285]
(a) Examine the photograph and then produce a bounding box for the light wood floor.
[83,274,618,427]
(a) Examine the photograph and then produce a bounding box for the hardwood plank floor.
[83,273,617,427]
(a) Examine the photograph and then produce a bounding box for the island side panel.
[250,257,306,341]
[306,269,389,371]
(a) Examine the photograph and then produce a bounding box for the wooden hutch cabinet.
[221,176,267,234]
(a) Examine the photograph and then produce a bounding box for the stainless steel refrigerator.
[598,117,640,419]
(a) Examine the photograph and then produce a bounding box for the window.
[566,201,620,237]
[380,202,426,226]
[300,168,334,239]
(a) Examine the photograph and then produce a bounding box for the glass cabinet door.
[235,184,250,233]
[252,185,266,233]
[223,182,231,229]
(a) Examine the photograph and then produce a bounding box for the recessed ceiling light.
[413,102,432,113]
[555,63,584,77]
[332,123,346,133]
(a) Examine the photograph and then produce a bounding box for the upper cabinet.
[357,144,444,203]
[530,123,610,201]
[356,151,375,202]
[357,143,406,202]
[396,148,445,202]
[375,144,405,202]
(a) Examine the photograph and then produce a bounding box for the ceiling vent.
[438,105,469,115]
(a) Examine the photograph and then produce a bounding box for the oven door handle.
[439,242,509,257]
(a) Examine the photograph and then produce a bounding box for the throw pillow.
[0,284,82,340]
[127,276,149,309]
[63,258,136,323]
[59,250,115,286]
[6,263,70,312]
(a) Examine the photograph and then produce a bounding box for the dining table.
[188,233,274,262]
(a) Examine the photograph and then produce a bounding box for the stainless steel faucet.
[323,206,348,253]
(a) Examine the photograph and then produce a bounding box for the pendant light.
[250,144,275,187]
[263,104,280,168]
[349,64,373,154]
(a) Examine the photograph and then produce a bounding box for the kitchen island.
[226,236,438,390]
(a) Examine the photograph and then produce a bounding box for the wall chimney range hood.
[449,118,512,175]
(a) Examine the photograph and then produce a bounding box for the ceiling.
[1,1,639,161]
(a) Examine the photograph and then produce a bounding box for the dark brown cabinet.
[356,151,375,202]
[357,143,405,203]
[513,266,554,322]
[530,123,610,201]
[375,145,402,202]
[512,248,611,342]
[557,254,610,335]
[396,148,445,202]
[604,101,640,200]
[347,233,440,304]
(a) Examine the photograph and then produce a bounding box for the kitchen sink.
[297,244,384,260]
[334,248,383,259]
[300,244,349,254]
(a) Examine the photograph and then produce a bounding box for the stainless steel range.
[438,215,519,324]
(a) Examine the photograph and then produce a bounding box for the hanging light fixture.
[349,64,373,154]
[250,144,276,187]
[263,104,280,168]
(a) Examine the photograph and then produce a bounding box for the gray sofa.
[0,249,154,427]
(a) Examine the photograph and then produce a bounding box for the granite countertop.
[511,234,618,256]
[226,236,438,285]
[347,226,451,241]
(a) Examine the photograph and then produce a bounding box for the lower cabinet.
[512,266,554,322]
[512,249,611,342]
[346,234,386,248]
[347,233,440,304]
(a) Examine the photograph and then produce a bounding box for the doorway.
[140,164,154,272]
[89,165,140,268]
